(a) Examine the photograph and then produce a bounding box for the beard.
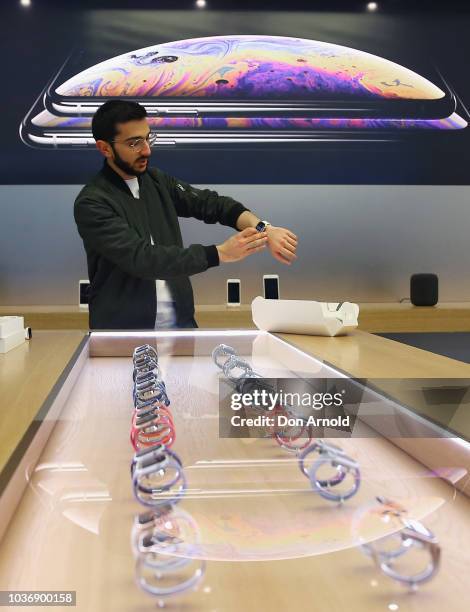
[111,146,149,177]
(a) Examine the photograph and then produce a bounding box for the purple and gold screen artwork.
[55,35,445,102]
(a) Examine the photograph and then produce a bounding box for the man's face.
[108,118,152,177]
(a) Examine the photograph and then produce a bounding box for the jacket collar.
[100,160,146,195]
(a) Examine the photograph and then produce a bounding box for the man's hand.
[265,226,298,265]
[217,227,268,263]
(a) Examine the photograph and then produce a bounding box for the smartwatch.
[255,220,272,232]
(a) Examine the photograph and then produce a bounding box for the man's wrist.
[216,244,227,263]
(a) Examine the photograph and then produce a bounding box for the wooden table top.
[0,330,86,476]
[278,329,470,378]
[1,338,469,611]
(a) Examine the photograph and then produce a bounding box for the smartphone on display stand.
[263,274,280,299]
[79,279,90,310]
[227,279,241,307]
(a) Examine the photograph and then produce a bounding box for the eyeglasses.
[110,133,158,151]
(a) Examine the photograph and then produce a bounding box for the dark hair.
[91,100,147,142]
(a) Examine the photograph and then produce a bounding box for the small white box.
[0,329,26,353]
[251,297,359,337]
[0,316,24,338]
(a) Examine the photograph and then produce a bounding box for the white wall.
[1,184,468,305]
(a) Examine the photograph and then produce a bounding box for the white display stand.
[251,296,359,337]
[0,316,26,353]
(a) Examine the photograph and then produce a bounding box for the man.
[74,100,298,329]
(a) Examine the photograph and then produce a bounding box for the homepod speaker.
[410,273,438,306]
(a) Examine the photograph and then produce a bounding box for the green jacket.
[74,162,248,329]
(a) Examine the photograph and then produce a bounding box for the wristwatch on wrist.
[255,220,272,232]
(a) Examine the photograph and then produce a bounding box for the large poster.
[3,8,470,184]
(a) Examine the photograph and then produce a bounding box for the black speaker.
[410,273,438,306]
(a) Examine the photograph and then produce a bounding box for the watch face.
[256,221,267,232]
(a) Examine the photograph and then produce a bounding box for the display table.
[0,329,469,611]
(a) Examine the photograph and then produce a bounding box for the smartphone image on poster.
[44,36,457,120]
[227,279,241,307]
[263,275,280,300]
[20,105,468,150]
